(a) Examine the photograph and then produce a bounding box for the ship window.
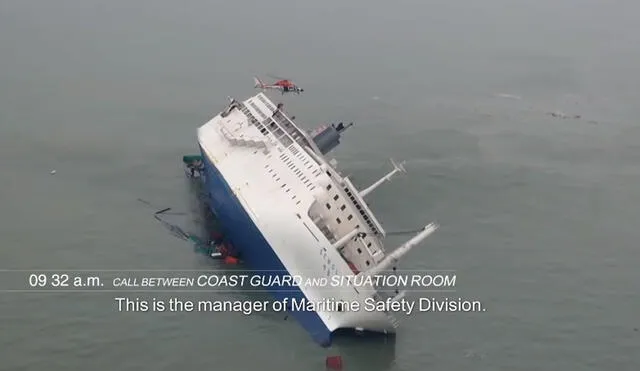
[347,215,353,221]
[276,177,280,181]
[296,200,301,205]
[264,164,268,168]
[281,184,286,188]
[326,203,331,209]
[336,218,341,224]
[326,184,332,190]
[326,171,331,177]
[286,188,290,192]
[366,260,370,266]
[367,242,371,247]
[340,205,346,211]
[333,195,339,201]
[357,248,362,254]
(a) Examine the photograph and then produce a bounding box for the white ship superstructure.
[197,92,438,346]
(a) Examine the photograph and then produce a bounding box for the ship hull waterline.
[199,145,333,346]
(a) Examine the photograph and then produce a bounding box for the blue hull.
[199,146,332,346]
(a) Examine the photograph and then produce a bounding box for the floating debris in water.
[494,93,522,100]
[137,198,186,215]
[546,111,581,120]
[326,355,343,370]
[463,349,486,359]
[137,197,229,261]
[50,170,56,175]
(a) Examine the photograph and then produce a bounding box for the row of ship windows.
[323,171,376,263]
[256,95,276,111]
[253,116,323,180]
[273,114,302,143]
[323,203,373,265]
[320,247,335,277]
[289,147,322,177]
[239,105,261,128]
[242,101,283,143]
[279,152,316,191]
[325,182,379,237]
[270,123,294,147]
[249,102,267,120]
[264,163,302,205]
[243,100,302,153]
[345,187,379,236]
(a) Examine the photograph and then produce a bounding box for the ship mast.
[359,159,406,198]
[356,157,438,276]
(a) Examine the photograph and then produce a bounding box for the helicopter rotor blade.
[267,73,290,81]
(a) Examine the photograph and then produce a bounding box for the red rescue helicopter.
[253,74,304,95]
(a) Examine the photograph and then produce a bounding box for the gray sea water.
[1,0,639,369]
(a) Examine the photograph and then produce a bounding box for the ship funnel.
[359,159,407,198]
[358,223,438,278]
[312,122,354,155]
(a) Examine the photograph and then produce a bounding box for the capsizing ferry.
[196,92,438,346]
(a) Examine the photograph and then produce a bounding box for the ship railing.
[270,108,314,147]
[272,111,304,142]
[261,115,296,148]
[342,180,383,237]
